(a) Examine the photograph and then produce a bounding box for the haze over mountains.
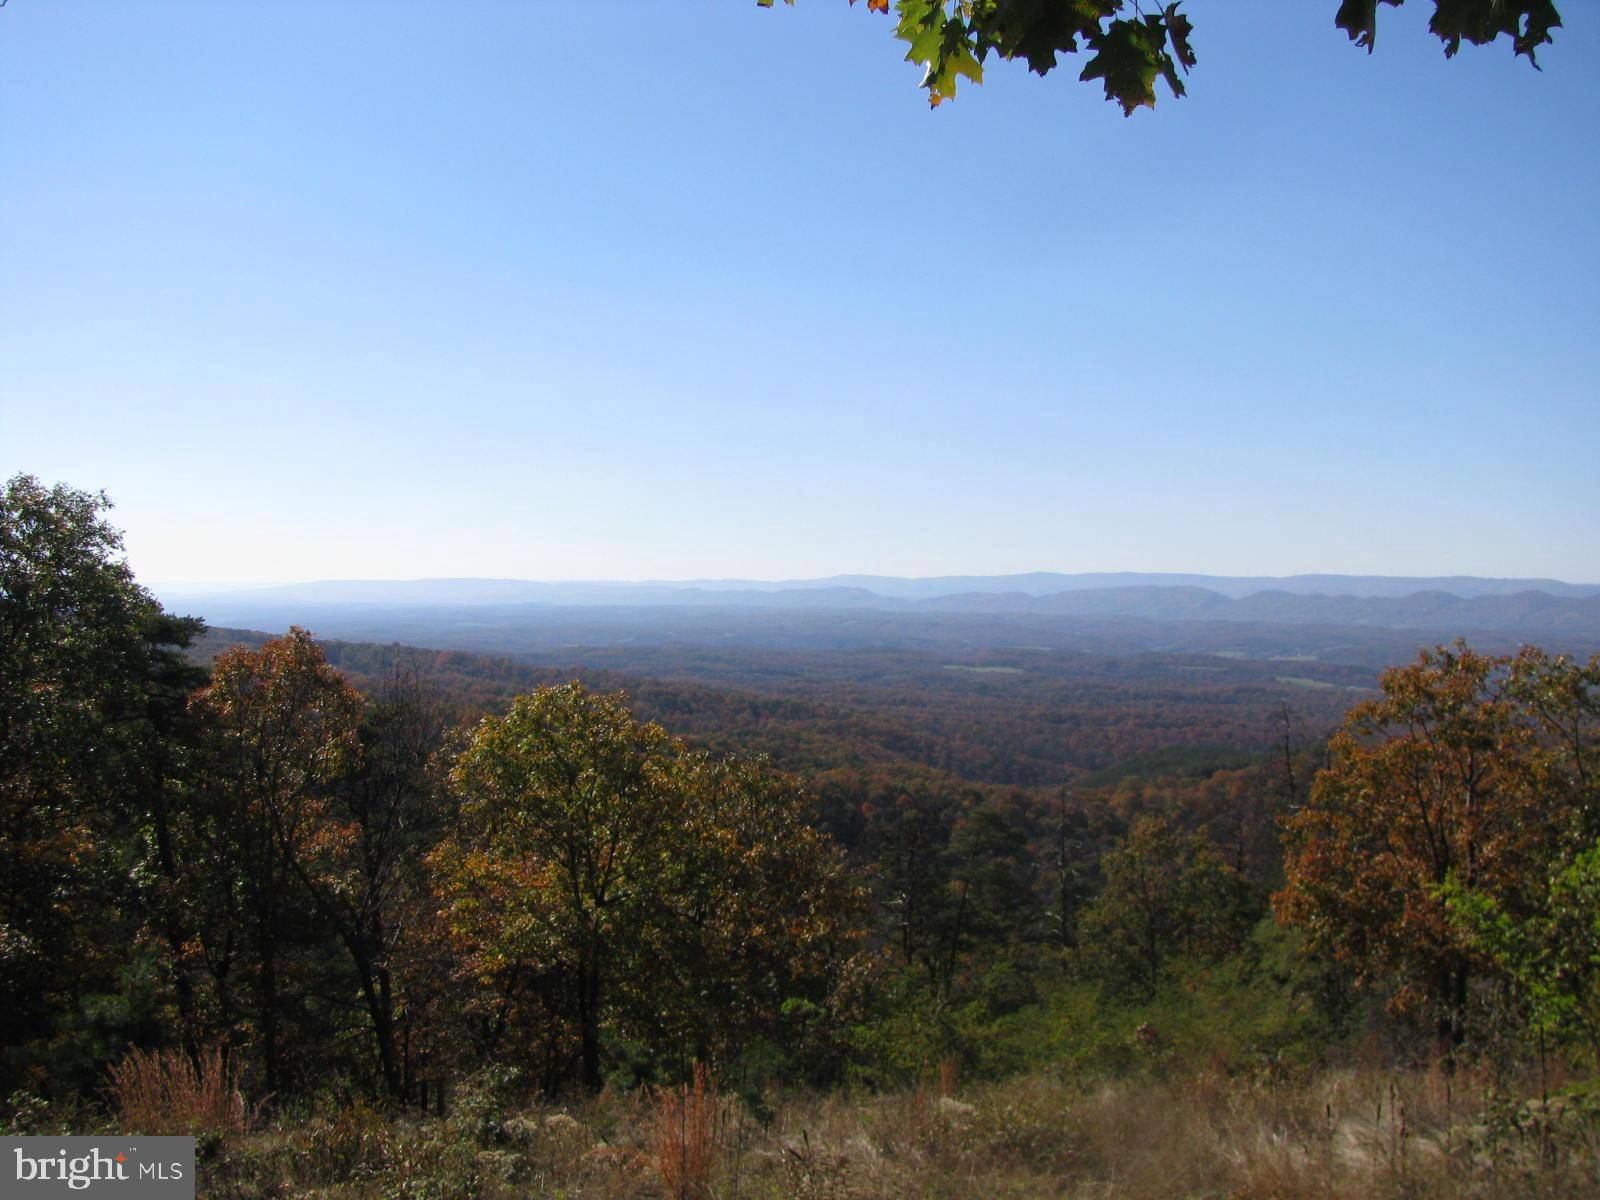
[164,571,1600,607]
[159,571,1600,651]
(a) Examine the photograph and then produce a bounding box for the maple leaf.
[1428,0,1561,65]
[975,0,1116,75]
[1080,15,1179,115]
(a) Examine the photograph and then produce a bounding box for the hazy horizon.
[154,568,1600,593]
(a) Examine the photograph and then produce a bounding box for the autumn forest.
[5,473,1600,1197]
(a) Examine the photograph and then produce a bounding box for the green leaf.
[974,0,1117,76]
[1164,2,1197,72]
[894,1,984,107]
[1427,0,1562,66]
[1080,15,1179,116]
[894,0,945,64]
[1334,0,1401,53]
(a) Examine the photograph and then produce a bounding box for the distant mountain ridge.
[681,572,1600,601]
[155,572,1600,642]
[161,570,1600,609]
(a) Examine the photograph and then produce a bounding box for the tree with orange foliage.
[190,628,365,1095]
[1275,643,1598,1063]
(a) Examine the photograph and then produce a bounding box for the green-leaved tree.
[0,474,204,1091]
[1078,815,1256,999]
[433,683,860,1090]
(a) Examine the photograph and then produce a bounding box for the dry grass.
[650,1062,723,1199]
[192,1065,1600,1199]
[106,1046,253,1137]
[938,1053,961,1099]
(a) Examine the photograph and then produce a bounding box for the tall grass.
[182,1063,1600,1198]
[650,1062,722,1199]
[937,1053,961,1098]
[106,1047,253,1137]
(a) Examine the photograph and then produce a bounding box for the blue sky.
[3,1,1597,584]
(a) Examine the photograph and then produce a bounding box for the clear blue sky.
[3,1,1597,585]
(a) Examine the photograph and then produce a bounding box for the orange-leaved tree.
[1275,643,1596,1061]
[189,627,365,1095]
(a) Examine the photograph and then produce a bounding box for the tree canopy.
[1275,643,1600,1061]
[759,1,1562,113]
[0,474,204,1084]
[433,682,862,1090]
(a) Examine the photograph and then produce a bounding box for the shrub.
[105,1047,252,1137]
[300,1100,392,1184]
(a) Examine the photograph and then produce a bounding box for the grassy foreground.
[139,1065,1600,1199]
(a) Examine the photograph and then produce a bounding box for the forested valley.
[7,474,1600,1199]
